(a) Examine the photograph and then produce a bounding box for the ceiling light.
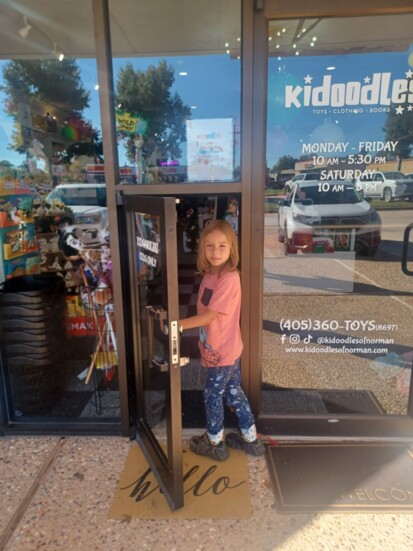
[179,71,188,76]
[18,16,32,39]
[53,43,64,61]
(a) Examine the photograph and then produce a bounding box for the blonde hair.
[197,220,239,274]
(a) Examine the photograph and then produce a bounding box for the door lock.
[146,306,189,372]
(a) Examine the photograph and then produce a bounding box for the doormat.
[261,387,384,415]
[319,390,385,415]
[108,444,252,519]
[266,443,413,513]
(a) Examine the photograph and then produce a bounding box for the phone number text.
[279,319,398,332]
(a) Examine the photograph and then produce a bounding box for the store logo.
[284,71,413,110]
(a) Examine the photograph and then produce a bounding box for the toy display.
[57,224,116,384]
[0,179,40,284]
[79,247,117,384]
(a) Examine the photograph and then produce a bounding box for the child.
[180,220,265,461]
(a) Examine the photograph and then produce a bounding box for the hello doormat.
[266,443,413,513]
[108,444,252,519]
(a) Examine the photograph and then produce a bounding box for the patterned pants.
[204,359,256,437]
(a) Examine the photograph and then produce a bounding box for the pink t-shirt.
[197,270,243,368]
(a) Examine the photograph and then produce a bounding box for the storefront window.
[263,14,413,416]
[0,2,119,422]
[109,0,241,185]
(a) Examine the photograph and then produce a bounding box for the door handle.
[152,355,170,372]
[402,223,413,276]
[146,306,168,371]
[146,306,189,371]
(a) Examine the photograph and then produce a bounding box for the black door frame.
[119,194,183,510]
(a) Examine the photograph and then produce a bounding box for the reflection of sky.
[0,54,240,168]
[112,55,241,166]
[3,47,413,173]
[267,47,413,168]
[112,55,240,119]
[0,62,24,167]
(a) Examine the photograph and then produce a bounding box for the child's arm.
[180,309,218,331]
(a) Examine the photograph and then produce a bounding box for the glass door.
[122,195,183,510]
[253,5,413,436]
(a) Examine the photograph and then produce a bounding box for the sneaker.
[190,433,229,461]
[226,432,266,456]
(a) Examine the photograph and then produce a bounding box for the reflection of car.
[278,180,381,256]
[355,171,413,202]
[284,172,320,193]
[46,183,108,245]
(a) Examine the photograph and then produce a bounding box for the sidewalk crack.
[0,437,66,550]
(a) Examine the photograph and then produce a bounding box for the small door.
[121,195,184,510]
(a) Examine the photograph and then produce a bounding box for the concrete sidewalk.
[1,435,413,551]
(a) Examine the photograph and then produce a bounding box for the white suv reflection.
[284,172,321,193]
[278,180,381,256]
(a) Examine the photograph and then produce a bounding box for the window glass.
[264,14,413,417]
[0,1,119,422]
[109,0,241,185]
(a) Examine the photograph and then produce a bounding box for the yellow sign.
[116,112,138,134]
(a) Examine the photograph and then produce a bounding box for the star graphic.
[364,76,371,84]
[405,69,413,79]
[408,105,413,112]
[395,105,405,115]
[304,74,313,84]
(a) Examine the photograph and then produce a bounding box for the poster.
[186,118,234,181]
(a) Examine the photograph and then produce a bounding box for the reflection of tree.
[383,105,413,171]
[2,59,89,116]
[115,61,191,164]
[273,154,296,172]
[0,59,97,179]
